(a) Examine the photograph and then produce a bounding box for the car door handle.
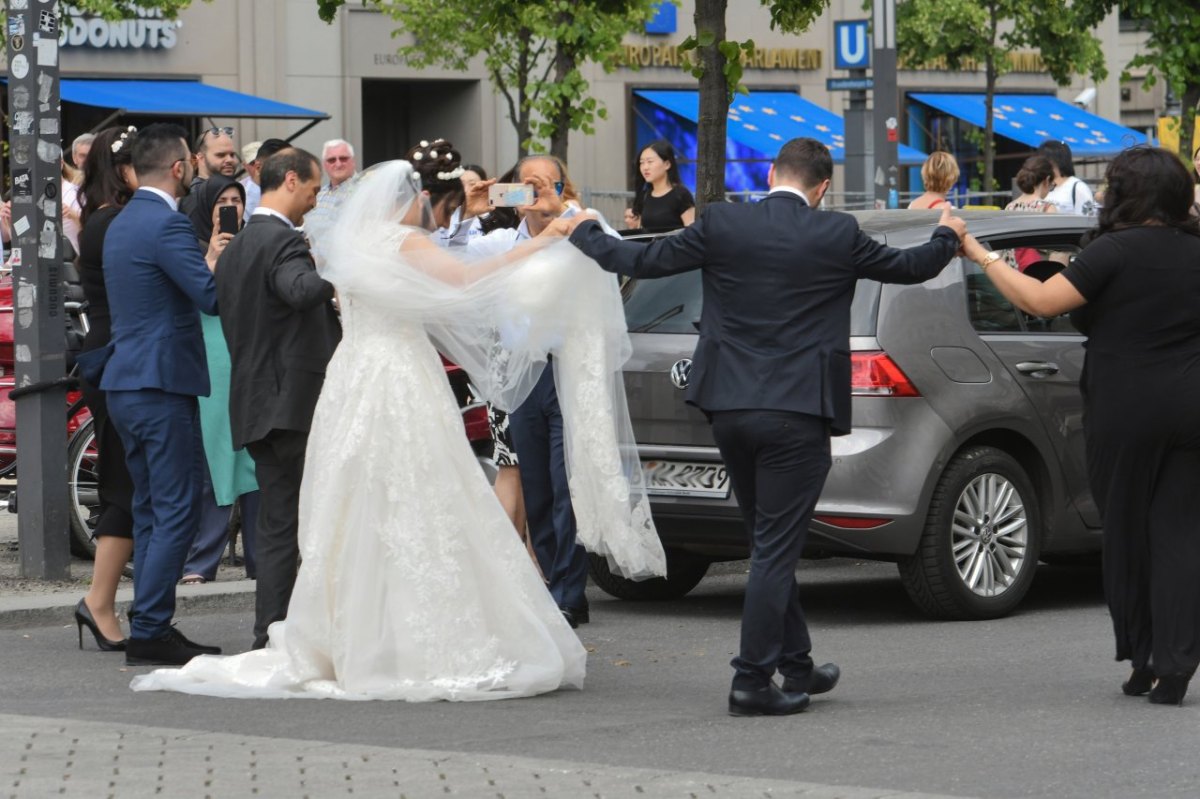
[1015,361,1059,377]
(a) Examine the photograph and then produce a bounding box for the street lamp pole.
[872,0,900,208]
[6,0,70,579]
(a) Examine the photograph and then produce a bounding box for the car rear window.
[623,271,881,336]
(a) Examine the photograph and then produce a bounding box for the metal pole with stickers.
[6,0,70,579]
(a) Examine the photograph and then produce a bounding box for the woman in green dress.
[183,175,260,582]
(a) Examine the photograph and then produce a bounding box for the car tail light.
[813,515,892,529]
[850,351,920,397]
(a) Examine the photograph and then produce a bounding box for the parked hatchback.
[590,211,1099,620]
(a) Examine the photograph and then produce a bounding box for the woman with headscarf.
[182,175,260,584]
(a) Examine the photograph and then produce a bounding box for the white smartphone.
[488,183,536,208]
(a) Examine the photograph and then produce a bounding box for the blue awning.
[56,78,327,120]
[909,93,1145,157]
[635,89,928,165]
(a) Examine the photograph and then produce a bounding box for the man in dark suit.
[101,123,225,666]
[214,148,340,649]
[566,138,966,716]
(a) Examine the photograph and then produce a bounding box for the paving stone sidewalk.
[2,713,977,799]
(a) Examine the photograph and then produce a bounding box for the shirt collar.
[253,206,296,229]
[139,187,178,212]
[768,186,809,205]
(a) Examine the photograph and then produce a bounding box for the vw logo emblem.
[670,358,692,390]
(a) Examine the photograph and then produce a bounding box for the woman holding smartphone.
[183,176,260,584]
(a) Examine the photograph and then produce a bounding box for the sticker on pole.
[10,54,30,80]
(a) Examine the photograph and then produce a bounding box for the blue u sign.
[834,20,870,70]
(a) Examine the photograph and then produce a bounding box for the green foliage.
[894,0,1108,198]
[314,0,656,158]
[1,0,202,48]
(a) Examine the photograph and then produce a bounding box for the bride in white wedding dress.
[130,160,664,702]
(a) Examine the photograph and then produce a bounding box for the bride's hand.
[463,178,496,220]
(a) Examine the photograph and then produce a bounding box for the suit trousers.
[107,389,205,641]
[711,410,832,690]
[246,429,309,649]
[509,366,589,611]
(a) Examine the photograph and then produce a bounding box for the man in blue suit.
[566,138,966,716]
[101,123,225,666]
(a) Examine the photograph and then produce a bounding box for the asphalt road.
[3,558,1198,798]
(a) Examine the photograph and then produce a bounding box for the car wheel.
[588,547,710,600]
[898,445,1041,620]
[67,418,99,560]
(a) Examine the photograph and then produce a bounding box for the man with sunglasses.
[461,155,620,630]
[180,126,239,216]
[304,139,358,234]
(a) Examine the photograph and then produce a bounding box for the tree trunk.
[1180,82,1200,165]
[693,0,728,209]
[549,32,575,163]
[515,26,534,159]
[983,56,996,206]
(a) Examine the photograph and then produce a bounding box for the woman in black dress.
[963,146,1200,705]
[629,139,695,231]
[74,126,139,651]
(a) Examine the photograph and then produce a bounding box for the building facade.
[2,1,1164,199]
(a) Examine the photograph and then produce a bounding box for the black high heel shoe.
[1122,667,1154,696]
[74,598,126,652]
[1149,673,1193,707]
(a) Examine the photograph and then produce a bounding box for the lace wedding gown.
[131,296,587,700]
[130,160,661,702]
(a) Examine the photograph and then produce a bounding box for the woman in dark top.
[630,140,695,231]
[75,125,139,652]
[963,146,1200,706]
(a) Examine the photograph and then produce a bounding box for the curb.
[0,580,256,630]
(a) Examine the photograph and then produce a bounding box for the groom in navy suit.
[101,124,225,666]
[567,138,965,715]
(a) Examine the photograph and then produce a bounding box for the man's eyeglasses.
[325,155,352,164]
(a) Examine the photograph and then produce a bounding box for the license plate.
[642,460,730,499]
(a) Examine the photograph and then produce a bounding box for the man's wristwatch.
[978,251,1003,271]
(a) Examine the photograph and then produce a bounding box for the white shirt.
[252,206,296,229]
[241,176,262,221]
[768,185,810,205]
[139,186,178,212]
[465,204,620,259]
[1044,176,1095,215]
[61,181,82,255]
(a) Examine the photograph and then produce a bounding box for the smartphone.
[218,205,241,235]
[488,183,535,208]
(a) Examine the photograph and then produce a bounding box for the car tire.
[898,445,1041,620]
[588,547,710,600]
[67,417,99,560]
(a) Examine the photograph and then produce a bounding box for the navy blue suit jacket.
[100,190,218,396]
[569,193,959,435]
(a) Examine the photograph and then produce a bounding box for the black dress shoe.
[170,626,221,655]
[728,684,810,717]
[1122,667,1154,697]
[74,598,126,652]
[561,605,589,627]
[1149,673,1193,707]
[125,627,218,666]
[782,663,841,696]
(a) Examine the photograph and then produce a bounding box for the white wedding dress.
[130,160,662,702]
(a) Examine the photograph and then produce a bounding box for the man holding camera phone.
[460,157,619,628]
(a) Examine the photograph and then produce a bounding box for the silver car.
[590,211,1100,620]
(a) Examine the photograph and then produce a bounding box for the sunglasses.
[195,126,235,149]
[325,155,352,164]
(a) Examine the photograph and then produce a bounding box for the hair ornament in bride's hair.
[110,125,137,154]
[436,166,465,181]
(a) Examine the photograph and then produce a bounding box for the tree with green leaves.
[682,1,830,208]
[1074,0,1200,162]
[316,0,655,163]
[895,0,1107,201]
[0,1,201,49]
